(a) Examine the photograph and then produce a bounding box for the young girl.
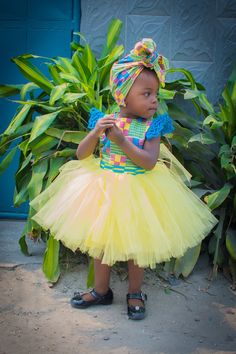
[30,38,218,321]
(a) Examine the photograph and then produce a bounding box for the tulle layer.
[30,152,218,268]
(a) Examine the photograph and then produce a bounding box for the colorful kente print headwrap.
[110,38,169,106]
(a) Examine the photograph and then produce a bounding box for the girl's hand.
[93,116,116,137]
[106,124,125,145]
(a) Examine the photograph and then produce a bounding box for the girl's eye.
[144,92,150,97]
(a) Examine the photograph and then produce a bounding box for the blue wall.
[0,0,80,219]
[80,0,236,105]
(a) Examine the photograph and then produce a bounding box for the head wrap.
[110,38,169,106]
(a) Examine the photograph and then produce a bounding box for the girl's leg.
[82,258,111,301]
[127,260,144,307]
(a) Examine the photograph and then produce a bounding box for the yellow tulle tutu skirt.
[30,144,218,268]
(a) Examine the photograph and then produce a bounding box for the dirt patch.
[0,257,235,354]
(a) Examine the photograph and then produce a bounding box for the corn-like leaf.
[63,93,86,103]
[57,57,80,78]
[13,172,31,207]
[43,234,60,283]
[0,146,18,175]
[72,51,90,83]
[11,100,60,112]
[45,157,66,188]
[47,64,64,85]
[16,152,32,176]
[188,132,216,145]
[3,105,31,136]
[59,72,81,84]
[0,84,23,97]
[205,183,232,210]
[101,18,123,58]
[29,111,61,144]
[46,127,86,143]
[28,159,48,200]
[49,83,68,106]
[167,68,196,90]
[19,233,30,256]
[54,148,76,157]
[203,115,224,129]
[20,82,39,100]
[198,93,215,114]
[226,229,236,261]
[30,135,59,155]
[174,243,202,278]
[12,57,54,93]
[159,88,176,100]
[82,44,97,74]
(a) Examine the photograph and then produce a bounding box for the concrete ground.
[0,219,235,354]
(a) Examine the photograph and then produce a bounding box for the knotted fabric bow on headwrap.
[110,38,169,106]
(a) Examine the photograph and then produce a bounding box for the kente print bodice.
[88,108,175,175]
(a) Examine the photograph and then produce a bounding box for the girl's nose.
[152,95,158,103]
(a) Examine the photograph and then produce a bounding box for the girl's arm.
[106,125,160,170]
[76,116,116,160]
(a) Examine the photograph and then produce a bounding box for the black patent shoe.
[127,292,147,320]
[70,288,113,309]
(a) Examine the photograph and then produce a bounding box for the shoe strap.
[127,292,147,302]
[90,288,103,300]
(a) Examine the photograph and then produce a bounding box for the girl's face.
[122,69,159,119]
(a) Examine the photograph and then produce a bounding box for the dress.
[30,109,218,268]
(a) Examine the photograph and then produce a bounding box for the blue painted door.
[0,0,80,219]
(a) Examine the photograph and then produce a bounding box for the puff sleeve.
[146,113,175,140]
[87,108,105,130]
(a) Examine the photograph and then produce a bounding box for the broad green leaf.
[46,127,86,143]
[205,183,232,210]
[12,57,54,93]
[29,111,61,144]
[11,100,60,112]
[45,157,66,188]
[59,72,81,83]
[167,68,196,90]
[42,235,60,283]
[72,51,90,83]
[13,172,31,207]
[28,159,48,199]
[20,82,39,100]
[0,84,23,97]
[188,132,216,145]
[101,18,123,58]
[63,92,86,103]
[19,233,30,256]
[47,64,64,85]
[30,135,58,155]
[54,148,77,157]
[16,153,32,175]
[3,105,31,136]
[49,83,68,106]
[198,93,215,114]
[82,44,97,73]
[203,115,224,129]
[174,243,201,278]
[0,146,18,175]
[57,57,80,78]
[159,88,176,100]
[226,230,236,261]
[167,103,199,128]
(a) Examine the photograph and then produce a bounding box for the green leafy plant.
[0,18,124,282]
[161,64,236,288]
